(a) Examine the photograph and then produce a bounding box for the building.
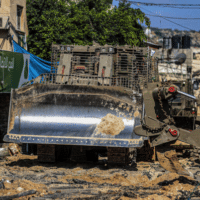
[144,41,162,50]
[0,0,28,51]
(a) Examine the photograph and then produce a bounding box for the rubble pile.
[0,145,199,200]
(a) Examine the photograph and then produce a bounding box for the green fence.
[0,50,30,93]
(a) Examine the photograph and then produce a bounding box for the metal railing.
[21,73,140,91]
[115,47,152,89]
[21,59,158,92]
[22,45,159,92]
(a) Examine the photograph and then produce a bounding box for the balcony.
[0,16,10,30]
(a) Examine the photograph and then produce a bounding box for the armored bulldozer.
[4,45,151,165]
[3,44,200,175]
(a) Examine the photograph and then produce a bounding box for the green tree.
[27,0,71,60]
[26,0,150,60]
[98,1,150,46]
[61,0,113,46]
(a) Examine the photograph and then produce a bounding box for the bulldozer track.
[189,147,200,160]
[136,140,154,162]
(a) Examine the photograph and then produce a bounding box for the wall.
[0,50,30,143]
[0,93,10,143]
[0,0,11,51]
[0,0,10,14]
[0,0,28,51]
[0,50,30,92]
[10,0,29,38]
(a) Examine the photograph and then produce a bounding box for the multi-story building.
[0,0,28,51]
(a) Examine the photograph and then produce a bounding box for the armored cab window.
[119,54,129,73]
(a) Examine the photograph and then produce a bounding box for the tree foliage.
[26,0,150,60]
[97,1,151,46]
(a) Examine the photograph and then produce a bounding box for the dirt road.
[0,153,200,200]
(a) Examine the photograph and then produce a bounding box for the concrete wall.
[0,93,10,143]
[0,0,10,14]
[0,0,28,51]
[10,0,29,35]
[0,0,10,51]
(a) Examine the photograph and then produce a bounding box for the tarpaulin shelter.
[13,40,54,80]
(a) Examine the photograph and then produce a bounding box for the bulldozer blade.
[3,84,147,148]
[156,149,190,176]
[164,150,190,176]
[156,150,177,173]
[178,128,200,148]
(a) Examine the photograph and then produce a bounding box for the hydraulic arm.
[135,82,200,176]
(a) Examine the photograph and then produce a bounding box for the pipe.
[177,90,197,101]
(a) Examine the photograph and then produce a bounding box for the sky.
[112,0,200,32]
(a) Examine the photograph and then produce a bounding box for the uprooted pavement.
[0,144,200,200]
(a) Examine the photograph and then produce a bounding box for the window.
[18,34,25,48]
[0,18,2,27]
[0,0,1,8]
[17,6,23,30]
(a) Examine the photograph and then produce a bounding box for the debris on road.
[0,189,36,200]
[0,148,10,157]
[0,143,20,158]
[8,143,20,155]
[0,153,199,199]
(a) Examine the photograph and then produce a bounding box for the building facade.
[0,0,28,51]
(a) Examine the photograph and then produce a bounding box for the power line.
[116,1,200,9]
[140,6,200,10]
[132,3,192,31]
[131,1,200,6]
[146,14,200,20]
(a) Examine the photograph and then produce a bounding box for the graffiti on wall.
[0,51,30,93]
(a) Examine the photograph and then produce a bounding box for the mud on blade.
[4,84,145,148]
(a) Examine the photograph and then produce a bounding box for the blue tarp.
[13,40,56,80]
